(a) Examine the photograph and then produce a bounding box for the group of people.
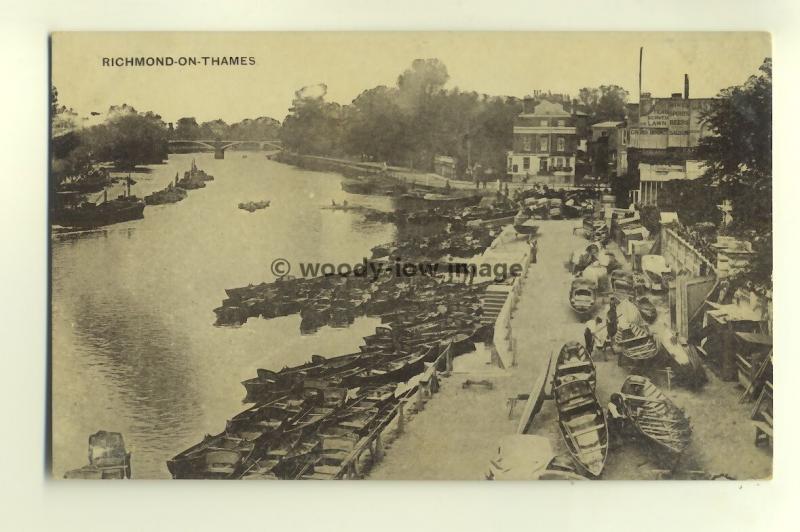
[580,298,630,447]
[582,297,618,362]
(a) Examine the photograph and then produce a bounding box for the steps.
[480,287,511,325]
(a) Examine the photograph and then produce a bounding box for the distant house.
[507,101,584,186]
[589,121,629,178]
[433,155,457,179]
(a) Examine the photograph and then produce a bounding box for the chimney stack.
[684,74,689,99]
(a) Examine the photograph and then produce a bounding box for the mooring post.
[446,347,453,373]
[416,386,425,411]
[397,402,405,434]
[374,433,385,461]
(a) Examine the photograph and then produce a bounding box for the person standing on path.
[606,299,618,359]
[583,319,595,356]
[530,238,538,264]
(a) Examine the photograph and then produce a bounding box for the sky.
[51,32,771,125]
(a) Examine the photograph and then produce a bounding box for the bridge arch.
[168,139,282,159]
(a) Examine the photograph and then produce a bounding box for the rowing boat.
[569,277,597,319]
[620,375,692,455]
[553,379,608,477]
[552,341,596,390]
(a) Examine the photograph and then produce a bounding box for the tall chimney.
[684,74,689,99]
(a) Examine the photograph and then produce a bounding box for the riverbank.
[370,220,772,480]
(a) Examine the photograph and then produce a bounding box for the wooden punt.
[553,379,608,477]
[620,375,692,455]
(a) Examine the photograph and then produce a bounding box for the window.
[539,137,548,152]
[558,120,565,127]
[512,164,518,173]
[523,135,531,151]
[523,157,530,170]
[540,119,548,127]
[557,137,565,152]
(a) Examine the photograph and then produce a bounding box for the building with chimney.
[626,75,717,205]
[506,100,587,186]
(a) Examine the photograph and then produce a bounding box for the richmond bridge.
[168,139,283,159]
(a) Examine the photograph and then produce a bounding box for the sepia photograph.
[48,31,773,481]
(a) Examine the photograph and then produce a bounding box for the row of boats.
[177,198,524,479]
[547,341,692,478]
[168,313,486,479]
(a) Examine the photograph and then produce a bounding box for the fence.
[492,248,532,368]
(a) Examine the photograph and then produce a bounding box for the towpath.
[369,218,771,480]
[368,219,582,479]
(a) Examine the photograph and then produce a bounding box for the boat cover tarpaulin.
[641,255,669,275]
[488,435,554,480]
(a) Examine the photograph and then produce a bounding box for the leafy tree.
[199,119,230,139]
[696,57,772,288]
[84,110,169,169]
[174,117,202,139]
[696,58,772,235]
[579,85,628,122]
[280,84,344,155]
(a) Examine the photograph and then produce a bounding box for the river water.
[51,152,397,479]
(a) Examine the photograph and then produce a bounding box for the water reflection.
[52,153,395,478]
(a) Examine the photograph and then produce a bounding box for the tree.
[174,117,202,139]
[578,87,599,112]
[85,110,169,169]
[595,85,628,122]
[345,86,408,163]
[578,85,628,122]
[281,84,344,155]
[697,58,772,235]
[696,57,772,288]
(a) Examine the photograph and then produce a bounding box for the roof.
[591,121,623,129]
[520,100,571,117]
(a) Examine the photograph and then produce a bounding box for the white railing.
[492,249,531,368]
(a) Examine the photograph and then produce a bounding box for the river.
[51,152,397,479]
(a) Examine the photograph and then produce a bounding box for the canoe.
[552,341,596,390]
[516,352,553,434]
[569,277,597,318]
[553,379,608,477]
[620,375,692,455]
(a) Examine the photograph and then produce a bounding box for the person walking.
[589,316,606,361]
[583,318,595,356]
[530,238,538,264]
[607,299,619,362]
